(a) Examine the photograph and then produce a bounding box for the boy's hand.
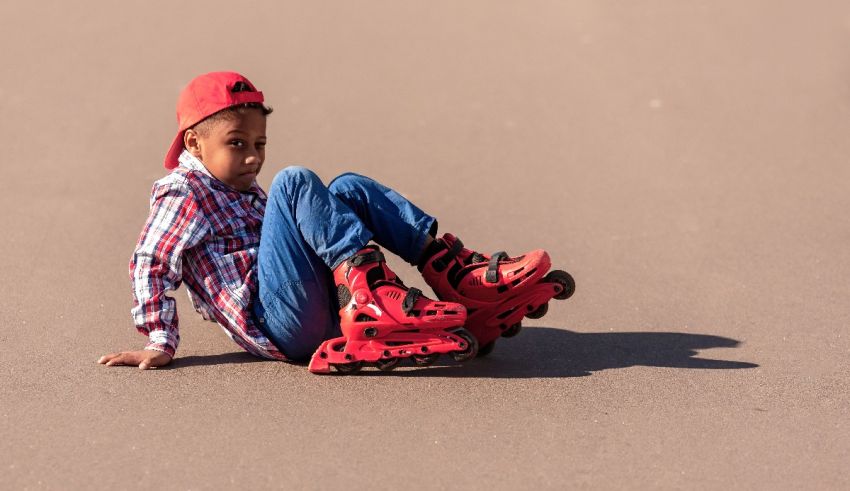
[98,350,173,370]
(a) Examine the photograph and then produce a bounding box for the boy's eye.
[229,140,245,148]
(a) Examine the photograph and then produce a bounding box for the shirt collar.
[178,150,213,177]
[177,149,264,196]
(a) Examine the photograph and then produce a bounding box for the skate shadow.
[382,327,758,378]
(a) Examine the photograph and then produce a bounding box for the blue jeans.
[253,166,437,360]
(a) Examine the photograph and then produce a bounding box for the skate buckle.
[402,287,423,314]
[349,250,385,266]
[486,251,509,283]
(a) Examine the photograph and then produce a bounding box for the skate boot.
[419,234,575,356]
[308,245,478,374]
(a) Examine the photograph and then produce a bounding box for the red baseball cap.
[164,71,265,169]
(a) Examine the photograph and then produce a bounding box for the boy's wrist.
[144,344,175,357]
[146,330,178,357]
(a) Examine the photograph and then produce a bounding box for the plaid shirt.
[130,151,285,360]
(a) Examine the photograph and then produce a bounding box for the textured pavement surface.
[2,1,849,489]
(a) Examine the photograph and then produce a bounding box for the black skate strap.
[349,249,385,266]
[432,238,464,272]
[469,252,486,264]
[402,287,423,314]
[485,251,509,283]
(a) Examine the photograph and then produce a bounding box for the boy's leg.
[327,173,437,266]
[256,166,373,361]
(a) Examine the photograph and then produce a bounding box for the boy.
[98,72,572,373]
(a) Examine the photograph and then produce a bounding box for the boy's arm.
[126,181,209,358]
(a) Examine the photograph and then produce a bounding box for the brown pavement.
[1,1,849,489]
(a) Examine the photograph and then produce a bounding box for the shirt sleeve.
[129,180,209,357]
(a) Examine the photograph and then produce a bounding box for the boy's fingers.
[105,355,124,366]
[105,352,138,366]
[98,351,169,369]
[98,353,120,364]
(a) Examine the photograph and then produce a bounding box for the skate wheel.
[333,361,363,374]
[450,328,479,362]
[412,353,439,366]
[501,322,522,338]
[375,358,400,371]
[525,302,548,319]
[545,270,575,300]
[476,341,496,358]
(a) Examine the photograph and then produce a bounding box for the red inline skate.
[308,245,478,374]
[419,234,575,356]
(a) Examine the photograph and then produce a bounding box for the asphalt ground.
[1,1,848,489]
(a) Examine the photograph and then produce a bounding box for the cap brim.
[163,130,186,170]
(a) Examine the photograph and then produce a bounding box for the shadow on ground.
[386,327,759,378]
[169,351,265,368]
[170,328,758,378]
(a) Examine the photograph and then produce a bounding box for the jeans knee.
[270,166,321,197]
[328,172,369,196]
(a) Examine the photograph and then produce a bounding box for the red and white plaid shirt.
[130,151,285,360]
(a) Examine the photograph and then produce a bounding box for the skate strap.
[401,287,423,314]
[485,251,509,283]
[468,252,486,264]
[349,249,385,266]
[432,238,464,272]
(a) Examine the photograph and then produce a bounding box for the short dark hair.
[191,102,273,137]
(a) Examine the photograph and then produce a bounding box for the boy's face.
[184,109,267,192]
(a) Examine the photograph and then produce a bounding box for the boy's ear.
[184,129,203,158]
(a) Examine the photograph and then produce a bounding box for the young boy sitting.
[98,72,571,373]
